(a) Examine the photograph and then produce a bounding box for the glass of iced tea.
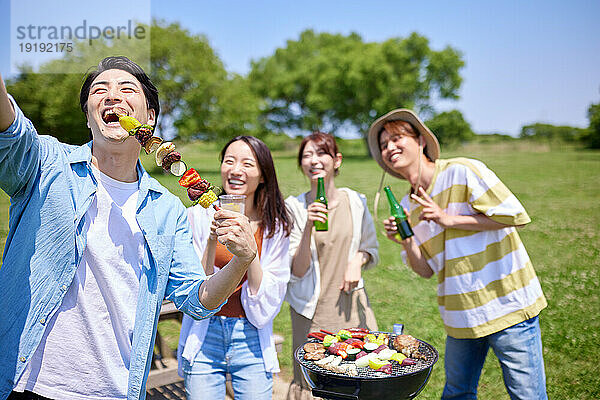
[219,194,246,214]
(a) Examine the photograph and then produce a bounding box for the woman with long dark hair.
[178,136,292,400]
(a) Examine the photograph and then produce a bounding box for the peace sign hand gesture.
[410,187,453,229]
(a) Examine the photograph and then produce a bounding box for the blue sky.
[1,0,599,137]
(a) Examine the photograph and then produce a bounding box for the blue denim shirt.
[0,97,220,400]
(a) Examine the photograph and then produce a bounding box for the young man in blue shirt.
[0,56,257,400]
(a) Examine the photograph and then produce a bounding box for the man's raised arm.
[0,73,16,131]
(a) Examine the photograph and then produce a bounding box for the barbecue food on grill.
[304,341,326,359]
[304,342,326,353]
[368,357,390,370]
[346,347,362,361]
[304,351,326,361]
[363,342,379,352]
[328,342,351,359]
[364,332,389,346]
[392,334,427,360]
[299,329,435,379]
[343,338,364,349]
[315,355,358,376]
[323,334,339,348]
[296,331,439,399]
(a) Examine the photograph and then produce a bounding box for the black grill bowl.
[295,336,438,400]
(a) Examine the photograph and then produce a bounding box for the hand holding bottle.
[313,176,328,231]
[383,216,403,243]
[306,201,328,228]
[384,186,414,241]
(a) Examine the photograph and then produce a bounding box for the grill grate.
[295,334,438,380]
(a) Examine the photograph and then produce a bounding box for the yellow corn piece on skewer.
[196,189,218,208]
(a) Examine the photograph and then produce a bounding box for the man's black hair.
[79,56,160,126]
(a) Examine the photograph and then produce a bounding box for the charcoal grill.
[295,333,438,400]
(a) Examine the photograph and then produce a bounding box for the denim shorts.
[181,316,272,400]
[442,315,547,400]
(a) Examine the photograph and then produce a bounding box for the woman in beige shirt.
[284,131,379,400]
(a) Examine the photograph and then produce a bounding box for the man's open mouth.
[102,108,127,124]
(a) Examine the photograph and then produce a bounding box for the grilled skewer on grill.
[392,334,427,360]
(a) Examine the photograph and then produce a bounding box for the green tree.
[206,74,264,143]
[582,103,600,148]
[149,21,227,140]
[425,110,474,147]
[248,30,464,137]
[520,123,585,142]
[7,68,88,144]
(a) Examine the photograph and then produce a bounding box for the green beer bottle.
[384,186,413,240]
[314,177,328,231]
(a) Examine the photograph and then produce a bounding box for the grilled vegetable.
[345,347,362,361]
[372,344,389,354]
[377,348,397,360]
[179,169,202,188]
[363,342,379,353]
[364,334,377,343]
[354,352,372,368]
[343,338,364,349]
[390,352,407,363]
[328,342,350,359]
[156,142,176,167]
[368,357,389,370]
[336,329,353,340]
[117,114,141,133]
[323,335,339,348]
[195,189,218,208]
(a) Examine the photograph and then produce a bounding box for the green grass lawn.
[1,140,599,399]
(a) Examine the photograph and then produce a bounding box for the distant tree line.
[6,20,599,149]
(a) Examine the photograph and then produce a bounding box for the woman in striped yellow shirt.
[368,109,548,400]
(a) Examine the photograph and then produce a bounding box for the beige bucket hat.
[367,109,440,180]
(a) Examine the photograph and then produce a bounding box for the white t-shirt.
[15,165,144,399]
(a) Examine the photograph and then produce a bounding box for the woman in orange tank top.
[178,136,292,400]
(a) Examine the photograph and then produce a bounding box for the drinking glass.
[219,194,246,214]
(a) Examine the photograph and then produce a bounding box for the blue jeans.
[181,316,272,400]
[442,316,547,400]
